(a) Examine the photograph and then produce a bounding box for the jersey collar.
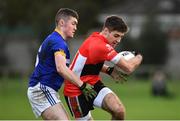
[55,28,65,39]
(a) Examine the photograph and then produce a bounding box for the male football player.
[64,15,143,120]
[27,8,96,120]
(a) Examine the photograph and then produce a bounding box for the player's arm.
[116,53,143,75]
[55,53,83,87]
[101,44,142,75]
[101,64,116,76]
[101,64,128,82]
[55,52,97,100]
[101,53,143,82]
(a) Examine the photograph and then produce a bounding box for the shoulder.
[44,36,67,53]
[87,37,106,50]
[48,34,67,48]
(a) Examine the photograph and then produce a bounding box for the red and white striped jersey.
[64,32,122,96]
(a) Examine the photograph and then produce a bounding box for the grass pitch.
[0,77,179,120]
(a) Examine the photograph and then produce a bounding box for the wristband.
[106,67,114,75]
[79,83,86,90]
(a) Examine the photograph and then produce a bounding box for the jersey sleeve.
[51,39,67,58]
[89,42,122,64]
[103,44,122,64]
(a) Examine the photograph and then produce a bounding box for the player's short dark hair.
[55,8,79,26]
[104,15,128,33]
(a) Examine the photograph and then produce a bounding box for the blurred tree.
[115,35,136,52]
[0,0,125,39]
[138,14,169,65]
[0,0,32,27]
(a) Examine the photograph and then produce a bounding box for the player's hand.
[79,83,97,101]
[107,67,128,83]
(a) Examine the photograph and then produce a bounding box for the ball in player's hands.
[115,51,135,74]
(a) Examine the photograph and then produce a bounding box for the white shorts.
[27,82,61,117]
[93,87,114,108]
[75,87,114,121]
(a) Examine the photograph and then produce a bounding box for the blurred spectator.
[152,70,168,96]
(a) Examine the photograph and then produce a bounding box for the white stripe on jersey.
[111,53,122,64]
[72,52,87,77]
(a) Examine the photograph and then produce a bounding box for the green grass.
[0,77,180,120]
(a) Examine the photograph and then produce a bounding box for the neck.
[100,31,108,38]
[55,27,66,40]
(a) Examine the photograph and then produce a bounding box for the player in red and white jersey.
[64,32,120,96]
[64,15,143,120]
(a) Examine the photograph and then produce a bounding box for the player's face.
[62,16,78,39]
[107,31,125,48]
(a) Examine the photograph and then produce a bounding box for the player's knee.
[113,105,125,119]
[42,112,63,120]
[43,114,68,120]
[42,114,53,120]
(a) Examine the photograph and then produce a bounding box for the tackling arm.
[55,53,97,99]
[55,53,83,87]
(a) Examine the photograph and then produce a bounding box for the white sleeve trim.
[111,53,122,64]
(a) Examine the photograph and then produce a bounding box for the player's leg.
[76,112,93,121]
[41,102,69,120]
[102,93,125,120]
[64,95,94,121]
[27,82,69,120]
[93,86,125,120]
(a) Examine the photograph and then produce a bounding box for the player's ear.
[59,19,64,26]
[103,27,110,36]
[104,27,109,33]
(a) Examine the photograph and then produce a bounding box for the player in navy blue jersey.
[27,8,96,120]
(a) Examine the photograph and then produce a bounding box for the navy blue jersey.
[29,30,70,91]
